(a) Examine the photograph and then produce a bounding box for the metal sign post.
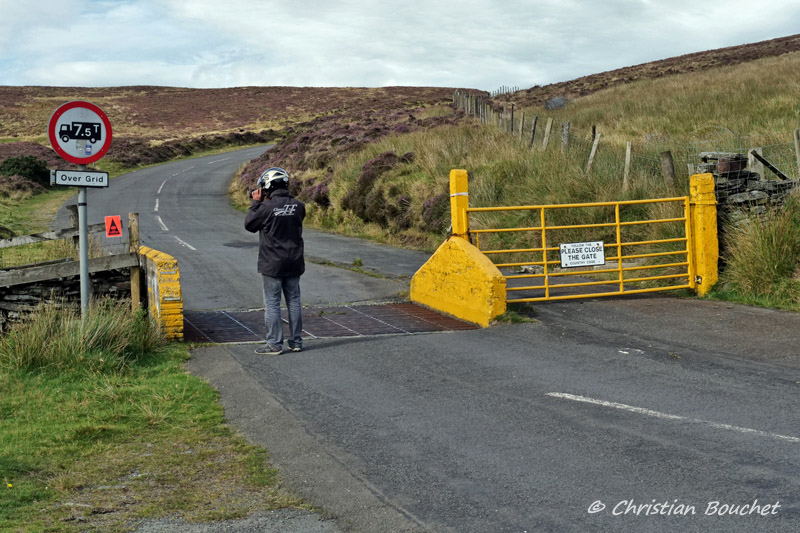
[48,101,113,315]
[77,178,90,313]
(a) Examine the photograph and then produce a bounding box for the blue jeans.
[261,275,303,348]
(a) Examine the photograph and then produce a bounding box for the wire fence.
[453,90,800,191]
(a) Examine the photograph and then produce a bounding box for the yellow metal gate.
[411,170,718,326]
[467,197,696,303]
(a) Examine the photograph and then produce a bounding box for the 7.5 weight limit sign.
[48,101,113,165]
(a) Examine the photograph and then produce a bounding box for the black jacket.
[244,189,305,277]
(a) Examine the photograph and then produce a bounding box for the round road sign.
[48,101,113,165]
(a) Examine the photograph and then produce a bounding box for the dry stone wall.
[0,268,132,331]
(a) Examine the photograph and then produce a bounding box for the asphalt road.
[62,148,800,532]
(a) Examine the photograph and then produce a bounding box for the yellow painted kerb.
[139,245,184,340]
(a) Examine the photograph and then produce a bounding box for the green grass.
[0,299,300,531]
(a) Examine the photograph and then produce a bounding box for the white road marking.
[154,199,159,212]
[156,215,168,231]
[547,392,800,443]
[173,236,197,251]
[208,157,232,164]
[158,179,168,194]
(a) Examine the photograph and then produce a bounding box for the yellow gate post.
[410,170,506,327]
[689,173,719,296]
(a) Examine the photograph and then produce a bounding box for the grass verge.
[0,300,303,531]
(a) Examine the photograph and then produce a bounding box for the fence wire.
[453,92,800,189]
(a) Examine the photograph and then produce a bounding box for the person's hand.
[252,188,263,202]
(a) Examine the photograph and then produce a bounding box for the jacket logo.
[273,204,297,216]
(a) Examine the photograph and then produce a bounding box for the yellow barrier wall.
[138,246,183,340]
[689,173,719,296]
[411,236,506,327]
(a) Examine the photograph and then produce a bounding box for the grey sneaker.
[288,345,302,353]
[255,343,283,355]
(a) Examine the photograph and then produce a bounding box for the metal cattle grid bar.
[466,197,696,302]
[183,303,478,344]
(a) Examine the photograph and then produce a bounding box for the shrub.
[0,156,50,187]
[0,174,46,200]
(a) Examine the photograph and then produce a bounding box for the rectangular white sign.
[560,241,605,268]
[51,169,109,188]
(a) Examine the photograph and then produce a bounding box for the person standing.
[244,167,305,355]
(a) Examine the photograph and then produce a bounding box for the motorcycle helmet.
[256,167,289,192]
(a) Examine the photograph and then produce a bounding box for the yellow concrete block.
[411,236,506,327]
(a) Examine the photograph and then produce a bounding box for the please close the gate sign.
[560,241,605,268]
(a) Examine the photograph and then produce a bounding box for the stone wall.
[0,268,133,331]
[696,152,798,219]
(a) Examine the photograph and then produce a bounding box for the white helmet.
[256,167,289,190]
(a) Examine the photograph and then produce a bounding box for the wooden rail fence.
[0,212,142,311]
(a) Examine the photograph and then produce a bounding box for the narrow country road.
[63,148,800,532]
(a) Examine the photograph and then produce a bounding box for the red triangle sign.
[105,215,122,237]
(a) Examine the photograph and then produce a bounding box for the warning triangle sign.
[105,215,122,237]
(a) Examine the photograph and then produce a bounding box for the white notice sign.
[51,170,109,188]
[560,241,605,268]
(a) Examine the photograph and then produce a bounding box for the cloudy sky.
[1,0,798,90]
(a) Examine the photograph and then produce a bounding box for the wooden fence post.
[129,212,141,311]
[586,132,601,174]
[661,150,676,186]
[510,104,515,134]
[528,116,538,149]
[622,142,632,192]
[560,122,571,154]
[66,204,79,255]
[794,129,800,179]
[542,118,553,150]
[748,147,764,177]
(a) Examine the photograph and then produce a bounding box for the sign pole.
[77,168,90,314]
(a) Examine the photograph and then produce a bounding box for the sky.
[1,0,798,91]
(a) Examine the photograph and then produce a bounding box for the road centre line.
[157,179,169,194]
[173,236,197,251]
[154,199,159,212]
[547,392,800,443]
[155,215,168,231]
[208,157,232,164]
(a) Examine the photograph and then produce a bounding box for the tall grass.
[537,51,800,146]
[719,194,800,308]
[310,120,681,253]
[0,298,163,374]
